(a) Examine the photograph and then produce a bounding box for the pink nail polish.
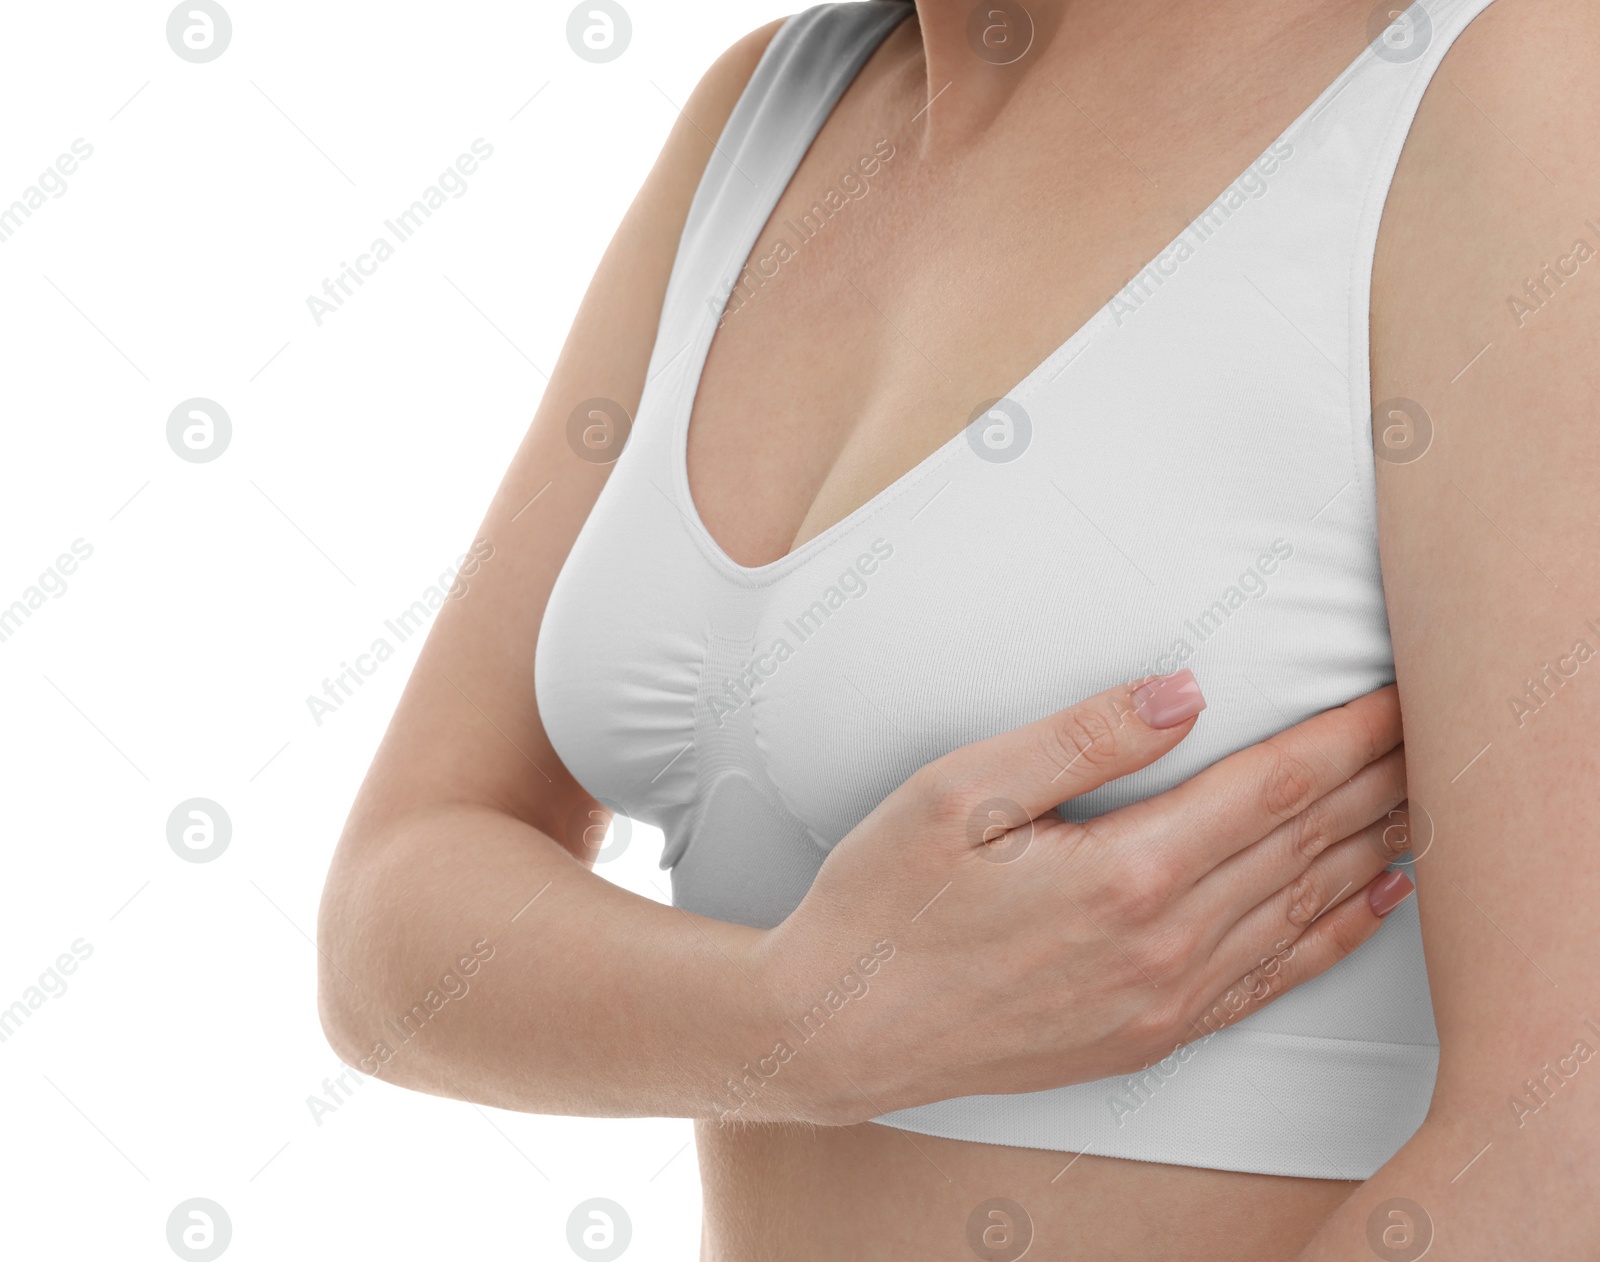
[1131,669,1206,729]
[1369,869,1414,916]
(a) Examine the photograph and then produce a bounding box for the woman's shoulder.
[1387,0,1597,217]
[1372,0,1599,399]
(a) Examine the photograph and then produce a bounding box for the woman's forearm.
[316,802,813,1123]
[1293,1096,1600,1259]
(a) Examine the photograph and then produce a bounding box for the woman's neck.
[904,0,1339,154]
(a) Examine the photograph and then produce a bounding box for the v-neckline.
[673,0,1386,585]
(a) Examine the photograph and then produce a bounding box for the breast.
[533,161,1437,1176]
[541,271,1392,874]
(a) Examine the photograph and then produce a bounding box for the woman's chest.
[537,293,1393,861]
[684,25,1378,571]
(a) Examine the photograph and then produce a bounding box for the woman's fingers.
[1180,866,1414,1043]
[1104,684,1402,885]
[1200,820,1407,996]
[1189,746,1408,935]
[930,669,1206,825]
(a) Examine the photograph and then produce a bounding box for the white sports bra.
[536,0,1497,1179]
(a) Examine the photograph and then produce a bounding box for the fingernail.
[1369,869,1415,916]
[1131,669,1206,729]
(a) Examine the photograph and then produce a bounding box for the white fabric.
[535,0,1497,1178]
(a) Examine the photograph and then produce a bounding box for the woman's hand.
[748,672,1415,1126]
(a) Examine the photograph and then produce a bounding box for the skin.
[1297,0,1600,1256]
[315,0,1599,1257]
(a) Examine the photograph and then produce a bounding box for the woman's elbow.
[313,853,387,1070]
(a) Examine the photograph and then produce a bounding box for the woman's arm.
[314,17,793,1115]
[1296,1,1600,1255]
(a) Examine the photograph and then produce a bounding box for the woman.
[317,0,1600,1257]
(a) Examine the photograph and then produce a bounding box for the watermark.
[1134,537,1294,679]
[968,795,1034,863]
[343,937,496,1078]
[305,139,495,326]
[1107,934,1301,1126]
[708,139,897,328]
[166,2,232,63]
[1107,141,1294,328]
[966,1,1035,66]
[563,798,633,864]
[1506,619,1600,729]
[1372,397,1432,464]
[1368,801,1434,868]
[166,1197,231,1260]
[566,396,631,463]
[715,939,895,1125]
[965,397,1032,464]
[0,138,94,246]
[0,536,94,646]
[1367,4,1432,64]
[167,398,232,463]
[167,798,232,863]
[305,539,494,726]
[1507,1014,1600,1127]
[1505,222,1600,328]
[305,1060,368,1128]
[0,938,94,1046]
[1365,1196,1432,1260]
[310,942,511,1125]
[707,538,893,726]
[566,1197,632,1260]
[566,1,631,64]
[965,1196,1033,1261]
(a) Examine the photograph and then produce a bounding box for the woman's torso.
[535,0,1497,1255]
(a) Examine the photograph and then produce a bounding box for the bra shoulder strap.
[657,1,914,335]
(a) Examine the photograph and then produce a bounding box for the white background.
[0,1,795,1257]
